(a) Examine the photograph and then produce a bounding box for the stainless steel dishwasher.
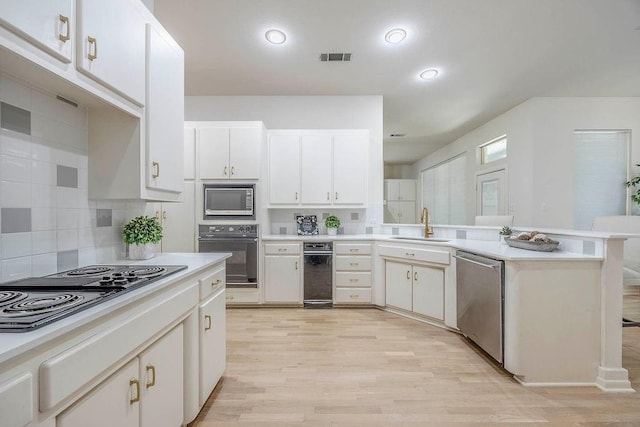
[454,250,505,365]
[303,242,333,308]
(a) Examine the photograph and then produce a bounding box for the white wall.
[412,97,640,228]
[185,95,385,230]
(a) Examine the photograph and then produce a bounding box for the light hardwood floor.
[190,308,640,426]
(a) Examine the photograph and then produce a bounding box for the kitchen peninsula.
[262,225,635,393]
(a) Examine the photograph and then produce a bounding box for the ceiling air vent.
[320,53,352,62]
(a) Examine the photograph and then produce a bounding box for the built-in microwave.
[203,183,255,220]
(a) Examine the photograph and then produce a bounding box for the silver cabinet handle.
[58,15,70,42]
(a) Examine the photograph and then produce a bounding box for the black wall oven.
[203,183,255,220]
[198,224,258,288]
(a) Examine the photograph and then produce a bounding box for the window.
[476,169,507,216]
[421,154,466,225]
[480,136,507,164]
[573,130,629,230]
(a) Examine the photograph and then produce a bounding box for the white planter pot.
[327,228,338,236]
[128,243,157,260]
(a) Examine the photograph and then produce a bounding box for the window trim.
[478,135,507,165]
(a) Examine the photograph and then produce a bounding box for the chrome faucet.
[421,207,434,237]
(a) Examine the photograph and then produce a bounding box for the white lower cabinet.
[0,373,32,427]
[334,242,373,304]
[385,261,444,320]
[58,325,184,427]
[199,289,226,406]
[263,243,302,304]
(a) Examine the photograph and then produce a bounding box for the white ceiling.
[153,0,640,164]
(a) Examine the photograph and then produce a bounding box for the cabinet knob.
[58,15,70,42]
[129,379,140,404]
[145,365,156,388]
[87,36,98,60]
[204,314,212,331]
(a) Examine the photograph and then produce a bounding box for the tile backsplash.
[270,209,368,235]
[0,73,146,282]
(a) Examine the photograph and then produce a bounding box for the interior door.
[476,169,506,216]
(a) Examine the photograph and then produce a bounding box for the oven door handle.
[198,237,258,242]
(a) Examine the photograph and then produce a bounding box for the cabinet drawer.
[199,264,225,300]
[334,243,372,255]
[335,272,371,288]
[335,256,372,271]
[0,373,32,427]
[378,244,450,265]
[335,288,372,304]
[264,243,301,255]
[225,288,260,304]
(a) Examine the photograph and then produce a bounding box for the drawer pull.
[129,379,140,404]
[87,36,97,60]
[278,248,287,252]
[204,315,212,331]
[211,278,221,287]
[145,365,156,388]
[349,278,359,282]
[58,15,70,42]
[349,248,358,253]
[226,296,234,301]
[349,294,358,299]
[405,252,415,257]
[349,262,359,266]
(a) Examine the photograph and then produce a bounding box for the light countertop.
[0,253,229,364]
[261,234,604,261]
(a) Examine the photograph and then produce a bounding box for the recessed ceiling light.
[265,29,286,44]
[419,69,439,80]
[385,28,406,44]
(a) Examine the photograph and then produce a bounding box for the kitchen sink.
[389,236,450,243]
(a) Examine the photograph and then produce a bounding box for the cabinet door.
[229,127,261,179]
[384,261,412,311]
[76,0,145,105]
[160,182,195,252]
[384,180,399,201]
[199,290,226,406]
[146,24,184,194]
[0,0,73,63]
[396,200,416,223]
[333,133,368,205]
[412,265,444,320]
[268,134,300,204]
[264,255,301,303]
[57,359,139,427]
[184,128,196,180]
[398,180,416,201]
[300,134,332,204]
[199,128,230,179]
[139,325,184,427]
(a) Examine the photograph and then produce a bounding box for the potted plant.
[123,215,163,259]
[325,215,341,236]
[499,226,512,244]
[626,165,640,206]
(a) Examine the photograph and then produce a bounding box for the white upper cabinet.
[76,0,146,106]
[199,125,262,180]
[0,0,73,63]
[300,134,332,204]
[269,133,301,204]
[333,133,368,205]
[268,130,369,207]
[145,23,184,193]
[184,128,196,180]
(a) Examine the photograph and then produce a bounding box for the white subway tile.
[1,180,31,207]
[1,154,31,182]
[1,232,32,258]
[56,187,79,208]
[56,229,78,251]
[32,230,57,254]
[31,89,58,118]
[78,247,97,265]
[78,208,91,228]
[78,227,95,248]
[1,256,31,281]
[56,208,78,230]
[31,112,58,143]
[31,253,58,276]
[0,75,31,110]
[31,184,56,208]
[32,207,56,231]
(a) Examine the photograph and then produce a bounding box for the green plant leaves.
[324,215,340,228]
[122,216,163,244]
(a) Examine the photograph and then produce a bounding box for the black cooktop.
[0,264,187,332]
